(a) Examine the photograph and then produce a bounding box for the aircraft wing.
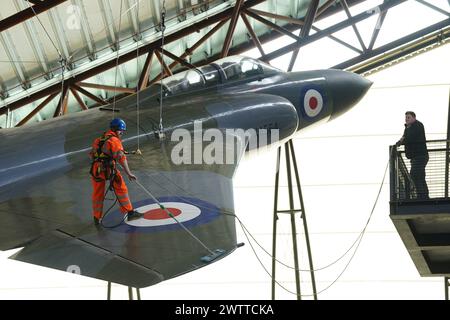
[1,92,297,288]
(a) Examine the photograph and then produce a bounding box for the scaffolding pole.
[445,89,450,197]
[445,277,449,300]
[106,282,141,300]
[271,140,317,300]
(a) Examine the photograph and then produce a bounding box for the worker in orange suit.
[90,118,143,225]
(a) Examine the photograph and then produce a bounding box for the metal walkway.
[390,140,450,277]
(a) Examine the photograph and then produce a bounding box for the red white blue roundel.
[126,202,201,227]
[102,196,221,233]
[300,86,325,119]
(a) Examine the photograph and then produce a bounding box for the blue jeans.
[410,155,429,199]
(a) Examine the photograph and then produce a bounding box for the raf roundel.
[303,88,324,118]
[126,202,201,227]
[102,196,221,233]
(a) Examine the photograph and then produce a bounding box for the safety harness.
[90,133,116,185]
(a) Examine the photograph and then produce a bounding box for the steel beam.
[78,82,135,93]
[368,7,388,50]
[287,0,320,71]
[341,0,366,51]
[244,9,300,41]
[149,20,229,84]
[177,0,402,71]
[0,0,266,114]
[247,8,304,26]
[138,50,154,91]
[155,50,173,76]
[70,87,88,111]
[312,25,362,53]
[16,92,59,126]
[334,19,450,72]
[415,0,450,17]
[53,85,69,117]
[0,0,68,33]
[261,0,408,63]
[61,88,70,115]
[316,0,338,17]
[241,13,265,56]
[170,19,228,66]
[72,84,108,105]
[160,49,196,69]
[221,0,245,58]
[2,0,367,115]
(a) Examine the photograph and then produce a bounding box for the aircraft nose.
[328,71,372,120]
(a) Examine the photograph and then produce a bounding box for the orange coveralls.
[90,130,133,219]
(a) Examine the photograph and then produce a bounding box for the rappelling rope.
[27,2,67,116]
[135,0,142,154]
[158,0,167,137]
[238,158,390,297]
[100,186,128,229]
[112,0,125,118]
[133,147,387,274]
[133,179,216,256]
[27,2,62,59]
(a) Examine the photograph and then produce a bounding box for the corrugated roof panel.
[50,2,86,60]
[1,0,19,18]
[0,40,20,89]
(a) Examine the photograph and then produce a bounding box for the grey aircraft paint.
[0,56,371,288]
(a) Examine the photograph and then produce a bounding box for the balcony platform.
[390,199,450,276]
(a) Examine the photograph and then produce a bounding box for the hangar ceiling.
[0,0,448,127]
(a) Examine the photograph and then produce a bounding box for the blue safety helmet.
[110,118,126,131]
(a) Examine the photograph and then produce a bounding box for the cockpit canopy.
[161,56,280,95]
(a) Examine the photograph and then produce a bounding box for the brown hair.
[405,111,416,118]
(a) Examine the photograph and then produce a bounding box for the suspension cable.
[134,179,216,255]
[135,0,142,154]
[158,0,167,137]
[239,158,390,297]
[27,1,67,117]
[133,147,389,274]
[27,2,63,59]
[109,126,390,295]
[59,58,66,115]
[112,0,125,118]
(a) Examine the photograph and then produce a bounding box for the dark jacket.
[403,120,428,159]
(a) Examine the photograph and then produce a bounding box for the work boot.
[93,217,100,226]
[127,210,144,221]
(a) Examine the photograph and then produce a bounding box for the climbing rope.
[27,2,62,59]
[132,145,390,293]
[158,0,167,139]
[135,0,142,154]
[133,179,216,256]
[27,1,67,117]
[112,0,125,118]
[238,158,390,298]
[58,58,66,115]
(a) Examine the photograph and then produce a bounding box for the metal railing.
[390,140,450,202]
